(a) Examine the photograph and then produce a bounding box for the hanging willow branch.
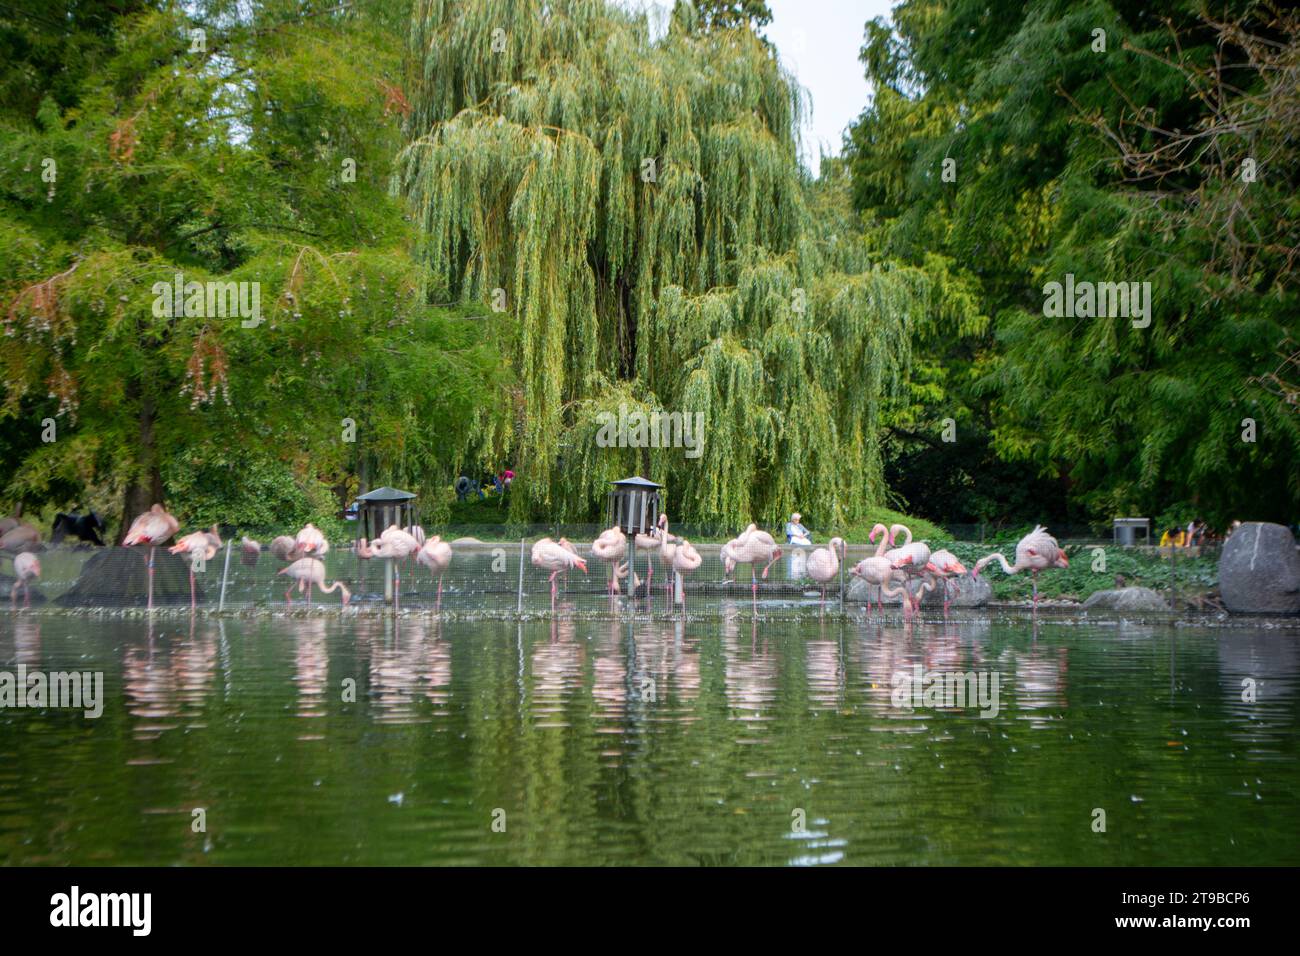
[399,0,949,526]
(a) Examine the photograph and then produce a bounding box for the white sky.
[765,0,895,175]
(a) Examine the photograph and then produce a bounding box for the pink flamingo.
[123,503,179,610]
[634,514,669,599]
[294,523,329,557]
[167,524,223,610]
[656,515,680,606]
[240,535,264,566]
[279,557,350,606]
[848,523,894,613]
[531,537,587,609]
[671,538,702,607]
[590,526,627,595]
[720,524,782,607]
[885,524,932,612]
[925,549,967,617]
[269,535,302,562]
[10,552,39,607]
[357,526,420,610]
[806,536,846,608]
[973,525,1069,609]
[416,536,453,610]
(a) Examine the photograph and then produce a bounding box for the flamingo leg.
[1032,570,1039,610]
[549,569,559,608]
[189,569,196,612]
[146,546,155,612]
[307,578,313,606]
[285,586,293,605]
[436,573,443,613]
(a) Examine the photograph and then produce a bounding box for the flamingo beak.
[1059,554,1070,567]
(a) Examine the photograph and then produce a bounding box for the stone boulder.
[1218,522,1300,615]
[1082,587,1169,612]
[920,573,991,608]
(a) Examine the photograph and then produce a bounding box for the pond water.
[1,612,1297,865]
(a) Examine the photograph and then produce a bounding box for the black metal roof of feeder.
[357,486,417,502]
[610,476,662,489]
[608,476,663,535]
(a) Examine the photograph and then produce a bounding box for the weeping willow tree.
[399,0,946,528]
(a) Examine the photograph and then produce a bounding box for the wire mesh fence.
[0,527,1217,618]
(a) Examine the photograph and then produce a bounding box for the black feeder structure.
[608,476,662,536]
[355,486,418,604]
[609,477,663,606]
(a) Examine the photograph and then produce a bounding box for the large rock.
[845,573,991,608]
[1082,587,1169,611]
[1218,522,1300,615]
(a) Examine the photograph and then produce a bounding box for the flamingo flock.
[1,500,1070,619]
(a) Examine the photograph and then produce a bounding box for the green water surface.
[1,613,1297,865]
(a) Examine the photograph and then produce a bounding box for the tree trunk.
[115,396,165,544]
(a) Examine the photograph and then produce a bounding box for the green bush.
[163,454,345,541]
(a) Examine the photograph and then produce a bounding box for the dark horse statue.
[51,511,106,546]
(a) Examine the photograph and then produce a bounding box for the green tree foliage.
[848,0,1300,526]
[688,0,773,32]
[400,0,963,527]
[0,0,506,539]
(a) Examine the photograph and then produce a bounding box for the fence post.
[839,540,845,613]
[516,538,526,614]
[218,538,233,612]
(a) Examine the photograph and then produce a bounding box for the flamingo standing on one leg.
[167,524,223,611]
[657,515,679,608]
[720,524,782,608]
[416,536,453,611]
[806,536,846,609]
[591,526,627,595]
[123,503,180,611]
[279,557,350,606]
[357,526,420,610]
[671,538,702,608]
[10,552,39,607]
[973,525,1069,610]
[634,513,668,602]
[531,537,587,610]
